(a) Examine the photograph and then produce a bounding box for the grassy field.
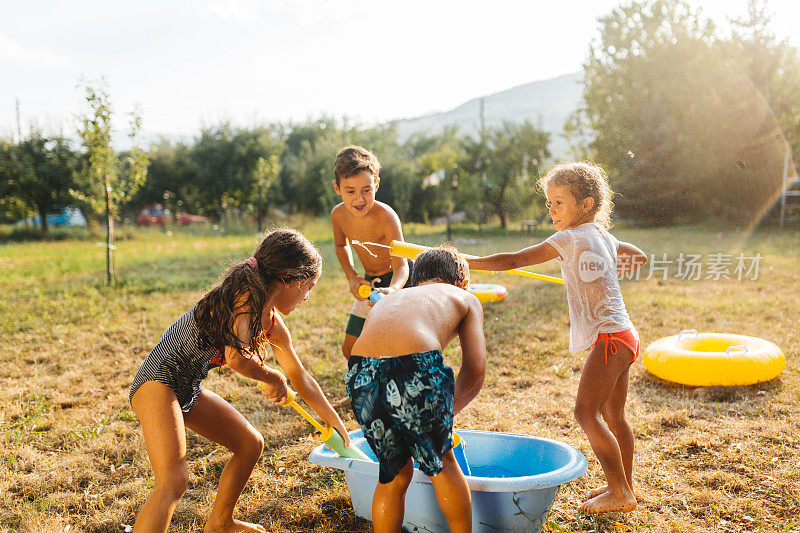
[1,220,798,532]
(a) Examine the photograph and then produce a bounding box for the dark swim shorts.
[345,350,455,484]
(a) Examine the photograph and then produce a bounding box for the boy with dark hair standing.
[346,246,487,533]
[331,145,411,359]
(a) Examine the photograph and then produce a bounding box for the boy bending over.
[346,246,486,533]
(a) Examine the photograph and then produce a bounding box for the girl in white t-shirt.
[467,162,647,514]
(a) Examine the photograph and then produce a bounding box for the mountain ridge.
[386,71,584,157]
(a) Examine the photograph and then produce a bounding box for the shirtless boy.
[346,246,487,533]
[331,145,411,359]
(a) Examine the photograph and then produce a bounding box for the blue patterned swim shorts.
[345,350,455,484]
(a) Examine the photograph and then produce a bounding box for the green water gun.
[259,372,369,461]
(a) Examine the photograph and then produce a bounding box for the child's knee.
[574,402,600,426]
[157,466,189,501]
[243,429,265,460]
[233,427,264,462]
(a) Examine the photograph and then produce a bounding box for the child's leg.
[584,367,635,500]
[131,381,190,533]
[184,389,266,533]
[429,451,472,533]
[574,341,636,513]
[341,333,357,359]
[372,458,413,533]
[602,367,634,491]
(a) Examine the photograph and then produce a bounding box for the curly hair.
[538,162,615,229]
[193,228,322,358]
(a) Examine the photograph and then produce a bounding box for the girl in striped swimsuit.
[129,228,349,533]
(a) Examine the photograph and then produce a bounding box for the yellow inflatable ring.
[467,283,508,303]
[643,330,785,386]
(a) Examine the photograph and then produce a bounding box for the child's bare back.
[351,282,478,357]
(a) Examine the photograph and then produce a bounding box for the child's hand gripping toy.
[259,373,369,460]
[357,284,384,304]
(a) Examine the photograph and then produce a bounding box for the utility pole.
[478,97,487,232]
[15,99,22,142]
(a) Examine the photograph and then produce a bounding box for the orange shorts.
[592,329,640,365]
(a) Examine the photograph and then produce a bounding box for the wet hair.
[538,162,614,229]
[194,228,322,357]
[333,145,381,185]
[410,245,469,287]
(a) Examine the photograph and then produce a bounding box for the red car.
[135,204,209,226]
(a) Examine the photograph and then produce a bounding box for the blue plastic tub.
[309,429,587,532]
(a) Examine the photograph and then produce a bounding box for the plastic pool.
[309,429,587,532]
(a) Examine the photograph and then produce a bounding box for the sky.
[2,0,799,141]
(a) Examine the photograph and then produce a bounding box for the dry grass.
[1,222,798,532]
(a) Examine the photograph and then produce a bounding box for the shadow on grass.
[634,372,784,413]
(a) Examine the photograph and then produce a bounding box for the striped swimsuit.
[129,308,275,413]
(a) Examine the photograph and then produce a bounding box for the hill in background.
[387,71,583,158]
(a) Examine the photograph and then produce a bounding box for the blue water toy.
[357,284,384,304]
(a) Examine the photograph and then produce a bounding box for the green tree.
[130,140,200,220]
[0,131,77,233]
[0,139,30,224]
[281,128,347,215]
[463,121,549,229]
[279,118,341,212]
[192,124,283,221]
[251,155,281,226]
[74,82,149,286]
[725,0,800,165]
[577,0,793,223]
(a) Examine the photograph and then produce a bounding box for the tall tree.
[726,0,800,163]
[74,82,148,286]
[577,0,792,223]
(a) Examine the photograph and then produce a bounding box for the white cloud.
[0,35,67,67]
[202,0,262,23]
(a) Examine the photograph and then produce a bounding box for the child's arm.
[383,209,409,292]
[617,241,648,276]
[267,314,351,446]
[466,242,561,272]
[453,297,486,416]
[331,211,368,299]
[225,312,288,405]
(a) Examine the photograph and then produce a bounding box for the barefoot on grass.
[585,485,607,500]
[578,490,637,514]
[585,485,638,501]
[204,518,266,533]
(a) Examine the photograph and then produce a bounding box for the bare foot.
[585,485,608,500]
[583,485,639,501]
[579,490,637,514]
[331,395,351,408]
[204,518,266,533]
[585,485,638,501]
